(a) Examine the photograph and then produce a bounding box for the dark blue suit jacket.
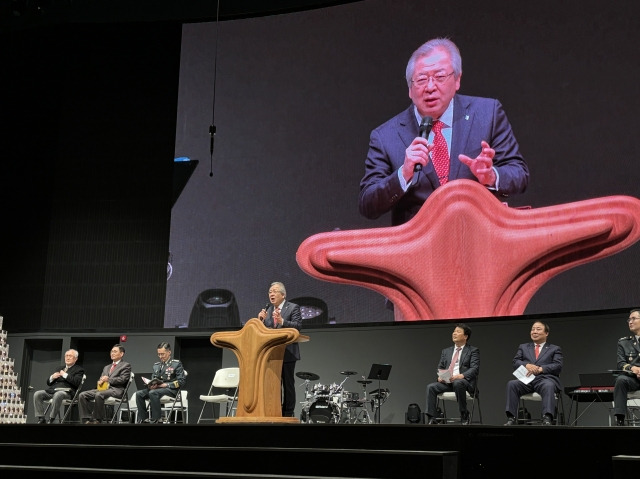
[359,94,529,226]
[265,300,302,362]
[512,342,563,391]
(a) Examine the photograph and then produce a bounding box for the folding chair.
[197,367,240,423]
[160,369,188,423]
[436,376,482,424]
[161,389,188,423]
[104,372,134,423]
[519,391,565,425]
[45,374,87,423]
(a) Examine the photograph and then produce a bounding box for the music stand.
[367,363,392,424]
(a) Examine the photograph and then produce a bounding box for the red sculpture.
[296,179,640,320]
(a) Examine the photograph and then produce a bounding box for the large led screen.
[164,0,640,328]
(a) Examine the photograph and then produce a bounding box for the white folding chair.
[197,367,240,424]
[519,391,565,425]
[161,389,188,423]
[159,369,188,423]
[436,383,482,424]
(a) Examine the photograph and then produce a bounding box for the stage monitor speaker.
[188,289,240,328]
[289,296,328,326]
[405,403,424,424]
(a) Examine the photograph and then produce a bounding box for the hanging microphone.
[414,116,434,172]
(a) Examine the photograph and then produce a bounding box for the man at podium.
[258,281,302,417]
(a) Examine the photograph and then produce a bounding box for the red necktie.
[535,344,540,359]
[109,362,116,374]
[273,307,281,327]
[448,347,461,374]
[431,120,449,185]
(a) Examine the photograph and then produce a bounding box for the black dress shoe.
[504,416,516,426]
[427,417,440,425]
[46,418,56,424]
[615,415,626,426]
[461,413,471,425]
[37,418,47,424]
[542,415,553,426]
[140,418,150,423]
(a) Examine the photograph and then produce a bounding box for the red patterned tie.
[448,347,461,374]
[109,362,116,374]
[431,120,449,185]
[535,344,540,359]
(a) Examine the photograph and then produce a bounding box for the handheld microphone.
[414,116,434,172]
[263,302,270,311]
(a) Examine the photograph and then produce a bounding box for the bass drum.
[308,399,340,424]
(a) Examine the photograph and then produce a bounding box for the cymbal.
[357,379,372,385]
[296,371,320,381]
[340,370,358,376]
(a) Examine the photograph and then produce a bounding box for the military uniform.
[135,358,186,422]
[613,335,640,419]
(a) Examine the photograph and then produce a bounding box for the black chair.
[104,372,135,423]
[42,374,87,423]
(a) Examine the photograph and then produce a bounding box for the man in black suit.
[504,321,563,425]
[425,324,479,425]
[258,281,302,417]
[33,348,85,423]
[78,343,132,424]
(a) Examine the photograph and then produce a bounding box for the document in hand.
[513,365,535,384]
[142,377,163,388]
[437,369,452,383]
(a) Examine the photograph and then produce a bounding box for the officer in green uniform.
[613,309,640,426]
[135,342,186,423]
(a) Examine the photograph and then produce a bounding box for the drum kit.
[297,370,387,424]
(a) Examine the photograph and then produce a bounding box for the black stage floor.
[0,423,637,478]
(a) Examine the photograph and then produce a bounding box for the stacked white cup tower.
[0,315,27,423]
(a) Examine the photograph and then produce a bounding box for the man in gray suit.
[359,37,529,227]
[78,343,132,424]
[258,281,302,417]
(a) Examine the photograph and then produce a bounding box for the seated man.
[78,343,132,424]
[33,348,85,423]
[612,309,640,426]
[504,321,563,426]
[425,324,479,425]
[136,341,186,423]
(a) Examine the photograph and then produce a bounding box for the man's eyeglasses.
[627,317,640,323]
[411,72,455,88]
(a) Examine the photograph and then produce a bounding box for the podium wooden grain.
[210,318,309,423]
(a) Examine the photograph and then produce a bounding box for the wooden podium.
[210,318,309,423]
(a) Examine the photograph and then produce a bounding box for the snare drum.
[308,399,340,424]
[341,391,359,403]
